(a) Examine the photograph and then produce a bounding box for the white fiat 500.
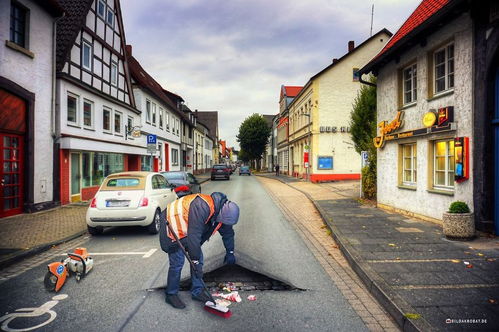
[86,172,177,235]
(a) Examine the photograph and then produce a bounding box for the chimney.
[125,44,132,56]
[348,41,355,52]
[332,58,338,64]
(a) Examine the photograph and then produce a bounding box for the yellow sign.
[373,111,404,148]
[422,111,437,128]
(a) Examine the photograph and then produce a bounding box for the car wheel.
[87,225,103,235]
[147,209,161,234]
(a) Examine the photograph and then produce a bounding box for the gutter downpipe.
[51,12,65,204]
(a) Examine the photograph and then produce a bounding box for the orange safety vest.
[166,194,221,241]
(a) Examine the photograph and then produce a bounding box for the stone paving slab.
[257,174,499,331]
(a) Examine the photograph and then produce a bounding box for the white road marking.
[142,249,157,258]
[0,294,68,331]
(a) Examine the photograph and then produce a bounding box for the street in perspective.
[1,0,499,331]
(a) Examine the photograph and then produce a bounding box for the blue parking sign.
[147,134,157,144]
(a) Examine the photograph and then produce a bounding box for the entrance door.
[0,134,24,217]
[494,68,499,234]
[70,153,81,202]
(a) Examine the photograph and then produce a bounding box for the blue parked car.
[239,166,251,176]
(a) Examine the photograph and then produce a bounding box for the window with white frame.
[402,143,417,185]
[111,61,118,86]
[152,103,157,125]
[114,111,122,134]
[82,40,92,71]
[434,139,454,189]
[434,43,454,94]
[67,93,78,125]
[166,112,170,131]
[127,116,133,133]
[172,148,179,165]
[103,107,111,132]
[146,100,151,123]
[159,108,164,129]
[106,7,114,27]
[97,0,105,18]
[176,119,180,135]
[403,63,417,105]
[83,99,93,128]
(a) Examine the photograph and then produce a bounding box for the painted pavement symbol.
[0,294,68,332]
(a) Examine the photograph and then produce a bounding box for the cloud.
[121,0,420,148]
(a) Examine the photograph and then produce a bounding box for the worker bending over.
[159,192,240,309]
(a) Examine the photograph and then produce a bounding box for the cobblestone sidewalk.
[258,174,499,331]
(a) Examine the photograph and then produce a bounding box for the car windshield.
[105,178,140,187]
[241,166,249,170]
[162,172,184,180]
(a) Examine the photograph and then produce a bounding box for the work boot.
[165,294,186,309]
[192,291,212,303]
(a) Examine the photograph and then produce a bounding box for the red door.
[1,133,24,217]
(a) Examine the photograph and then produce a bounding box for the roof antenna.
[370,3,374,36]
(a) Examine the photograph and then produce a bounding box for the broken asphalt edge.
[0,229,87,270]
[256,175,434,332]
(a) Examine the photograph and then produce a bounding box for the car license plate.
[217,170,223,173]
[106,200,130,207]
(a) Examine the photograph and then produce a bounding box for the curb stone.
[256,174,434,332]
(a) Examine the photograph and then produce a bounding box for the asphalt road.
[0,174,367,332]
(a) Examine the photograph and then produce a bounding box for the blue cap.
[216,201,240,225]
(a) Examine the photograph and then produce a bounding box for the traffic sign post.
[146,134,157,144]
[360,151,368,198]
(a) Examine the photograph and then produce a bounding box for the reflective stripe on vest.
[166,194,215,241]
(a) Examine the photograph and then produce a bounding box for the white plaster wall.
[316,32,391,174]
[0,0,55,204]
[376,13,473,220]
[59,80,144,148]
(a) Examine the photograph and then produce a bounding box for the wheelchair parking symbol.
[0,294,68,332]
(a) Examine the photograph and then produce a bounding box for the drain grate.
[179,264,296,291]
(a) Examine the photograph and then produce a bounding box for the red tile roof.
[376,0,449,58]
[284,86,303,97]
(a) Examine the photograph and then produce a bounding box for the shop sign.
[373,111,404,148]
[318,156,333,170]
[373,107,456,149]
[422,111,437,128]
[454,137,469,182]
[319,126,350,133]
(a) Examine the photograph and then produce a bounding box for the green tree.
[236,114,271,170]
[350,76,378,199]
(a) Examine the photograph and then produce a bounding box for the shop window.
[67,93,78,125]
[433,139,454,189]
[434,43,454,94]
[400,143,417,186]
[10,1,29,49]
[103,107,111,132]
[83,99,93,128]
[403,63,417,105]
[141,155,153,171]
[83,152,124,187]
[145,100,151,123]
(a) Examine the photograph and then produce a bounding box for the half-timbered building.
[55,0,144,204]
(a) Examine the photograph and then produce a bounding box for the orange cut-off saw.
[44,247,94,292]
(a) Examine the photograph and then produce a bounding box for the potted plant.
[443,201,475,240]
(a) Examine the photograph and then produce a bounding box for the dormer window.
[106,8,114,27]
[82,40,92,71]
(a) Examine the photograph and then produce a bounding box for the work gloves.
[224,251,236,265]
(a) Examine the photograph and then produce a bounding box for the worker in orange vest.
[159,192,239,309]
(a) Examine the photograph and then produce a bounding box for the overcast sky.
[121,0,420,148]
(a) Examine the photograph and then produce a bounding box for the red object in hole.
[139,197,149,207]
[90,197,97,208]
[174,185,190,193]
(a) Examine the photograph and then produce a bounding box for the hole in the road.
[179,264,300,291]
